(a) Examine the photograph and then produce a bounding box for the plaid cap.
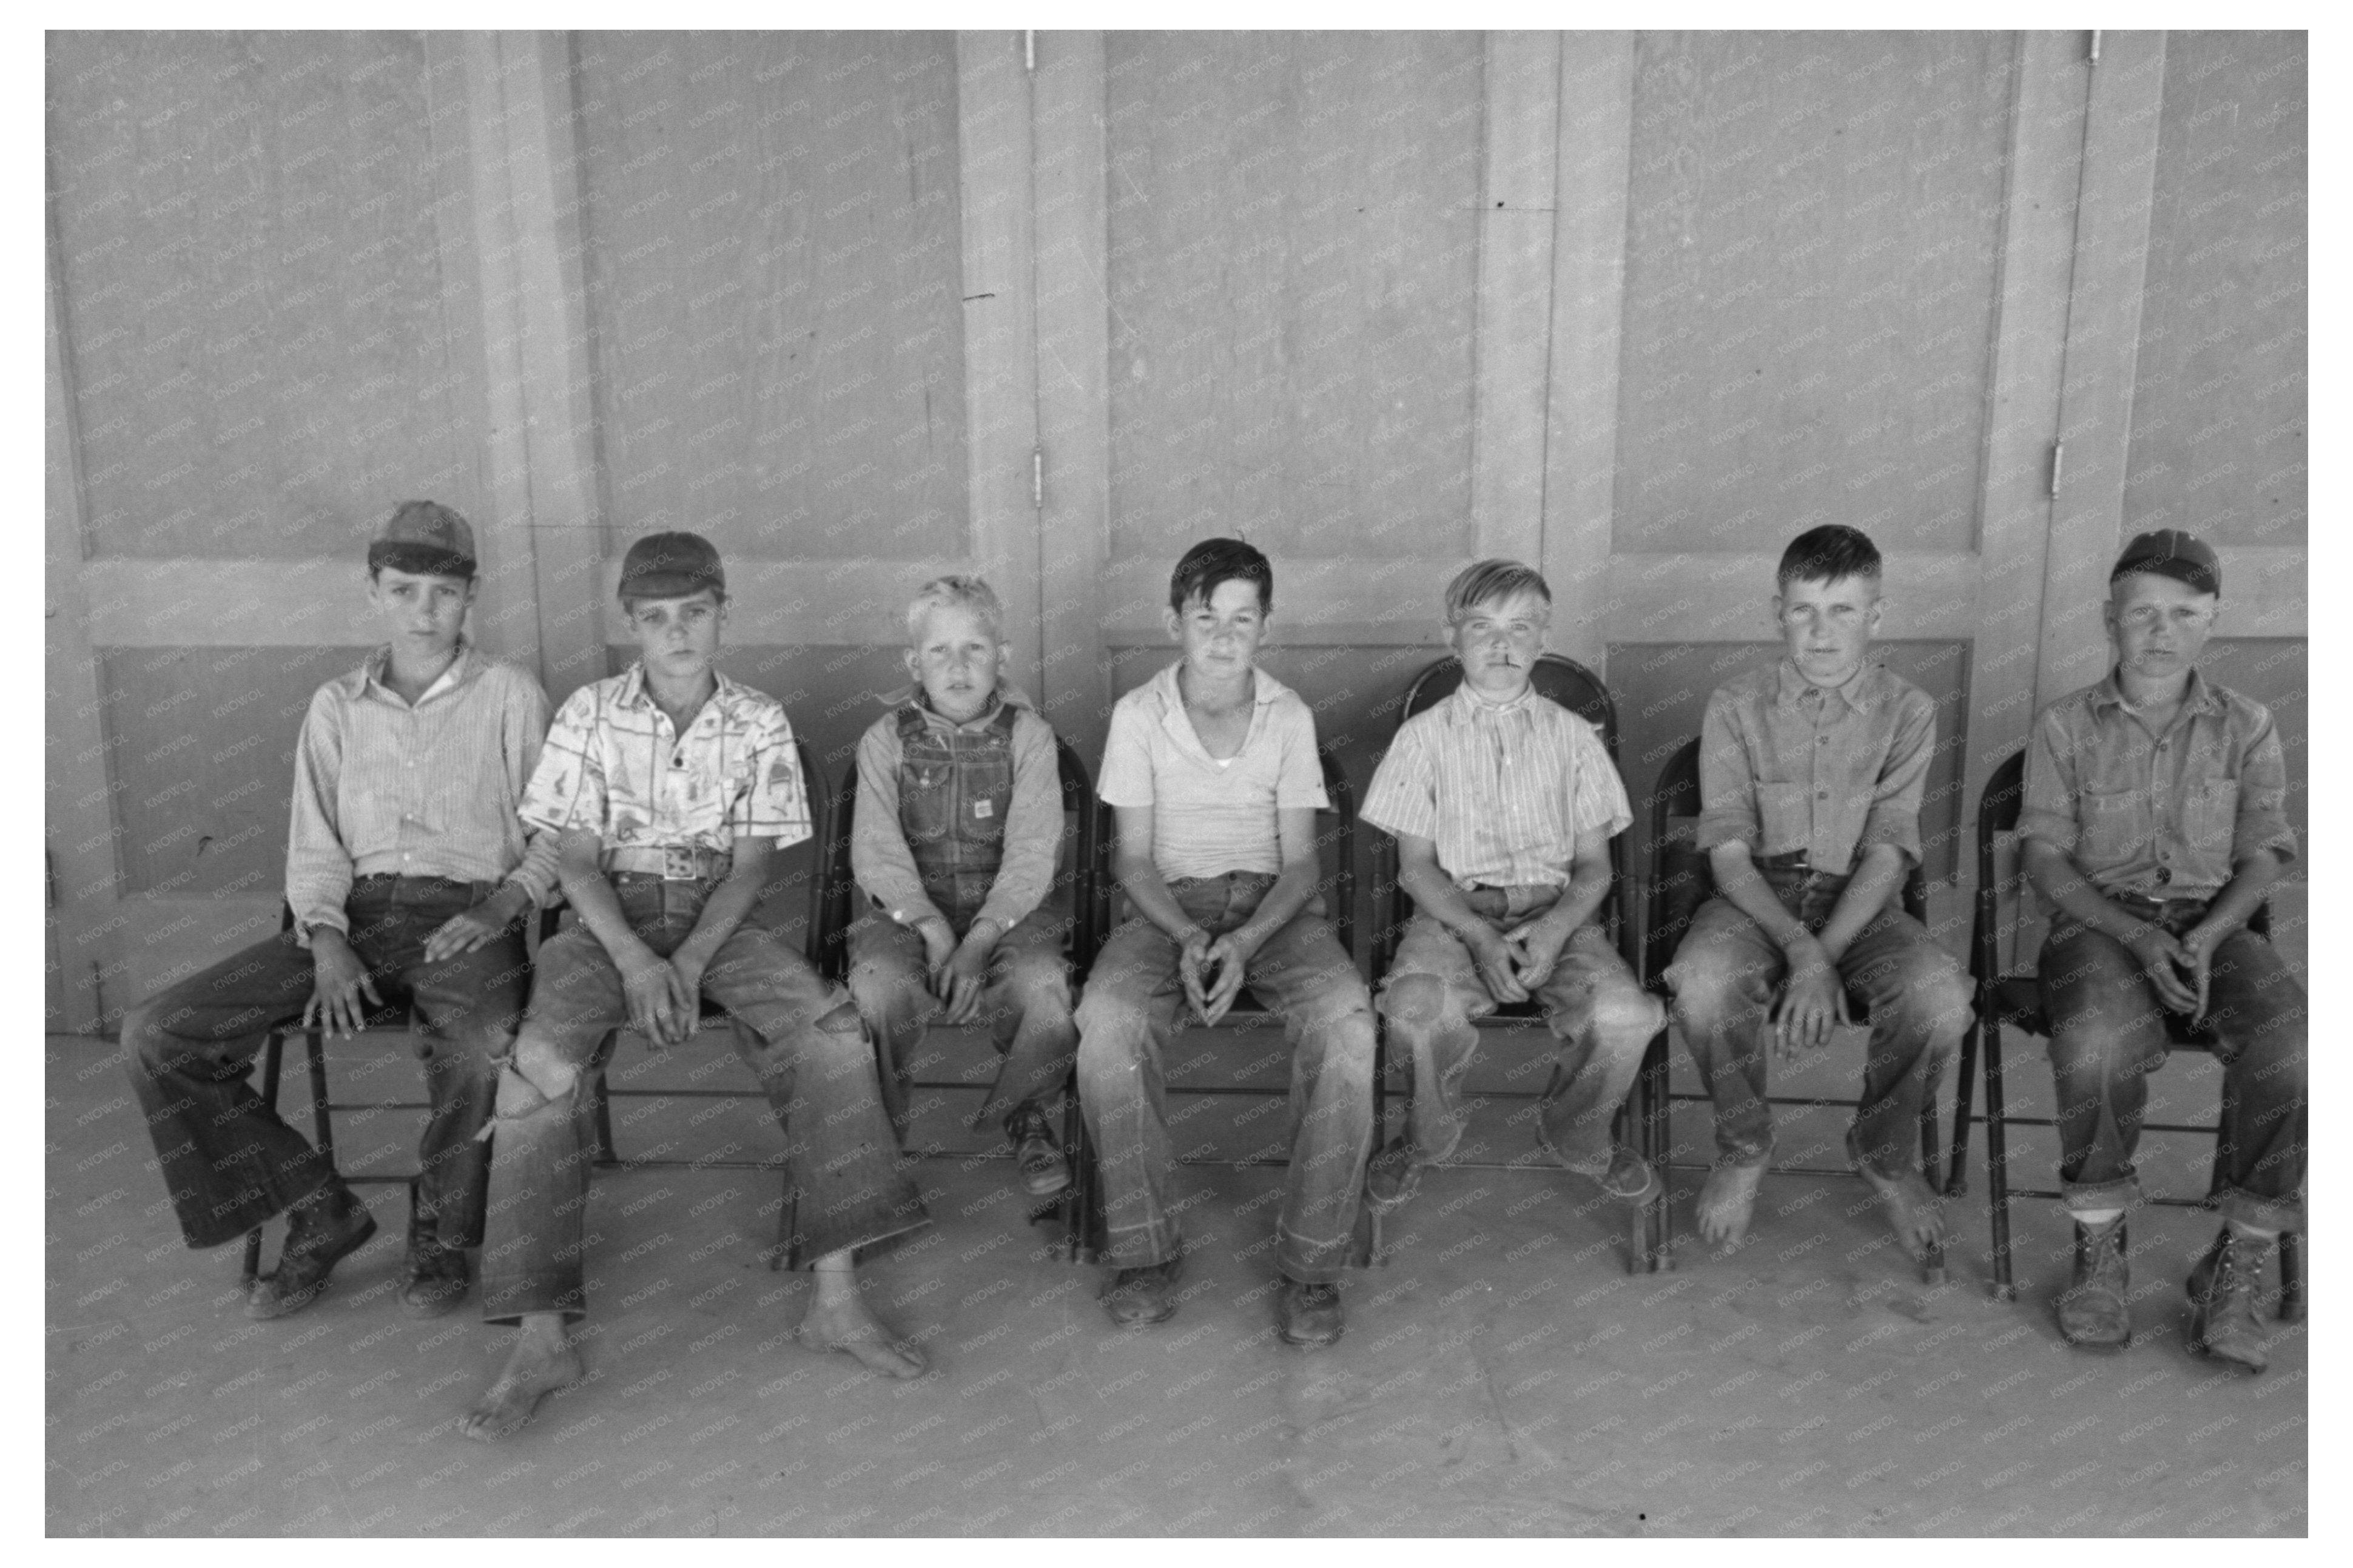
[619,530,726,601]
[368,500,476,578]
[2111,528,2221,596]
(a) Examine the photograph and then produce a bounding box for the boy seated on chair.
[460,531,930,1441]
[1665,525,1974,1263]
[846,574,1078,1197]
[2018,528,2304,1372]
[1074,537,1379,1348]
[121,502,557,1322]
[1360,559,1665,1217]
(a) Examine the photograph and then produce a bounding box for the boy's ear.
[1163,605,1183,642]
[902,646,923,681]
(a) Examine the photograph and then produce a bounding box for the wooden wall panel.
[571,32,968,561]
[1103,32,1484,562]
[1614,33,2013,554]
[1605,641,1972,889]
[47,33,483,560]
[2122,32,2305,547]
[96,645,366,897]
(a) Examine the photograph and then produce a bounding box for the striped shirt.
[286,644,560,945]
[520,664,812,854]
[1362,685,1632,889]
[2019,667,2297,903]
[1096,662,1328,880]
[1694,659,1936,875]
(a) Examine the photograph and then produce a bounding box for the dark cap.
[2110,528,2221,596]
[619,531,726,601]
[368,500,476,578]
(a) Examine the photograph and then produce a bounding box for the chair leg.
[1916,1093,1947,1286]
[1640,1029,1673,1273]
[2278,1230,2304,1324]
[243,1028,291,1284]
[590,1060,618,1168]
[304,1027,334,1165]
[1945,1015,1981,1199]
[1981,1014,2017,1302]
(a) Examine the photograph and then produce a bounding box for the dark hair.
[1169,537,1273,616]
[1776,525,1882,589]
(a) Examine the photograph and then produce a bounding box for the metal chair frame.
[1632,734,1947,1281]
[813,732,1103,1259]
[1362,652,1661,1274]
[1950,748,2303,1318]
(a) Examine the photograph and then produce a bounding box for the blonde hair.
[1443,559,1552,625]
[906,574,1004,645]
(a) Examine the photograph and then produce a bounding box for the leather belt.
[604,846,733,881]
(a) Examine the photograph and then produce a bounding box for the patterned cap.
[2111,528,2220,596]
[619,530,726,601]
[368,500,476,578]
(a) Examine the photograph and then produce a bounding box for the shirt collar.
[363,641,474,706]
[2090,665,2223,718]
[616,662,737,722]
[1445,682,1538,721]
[1775,657,1880,715]
[1150,660,1287,712]
[1150,660,1288,764]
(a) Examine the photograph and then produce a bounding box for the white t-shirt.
[1095,662,1329,880]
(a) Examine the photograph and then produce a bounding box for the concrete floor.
[47,1024,2305,1536]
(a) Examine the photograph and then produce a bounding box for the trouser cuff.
[2213,1186,2303,1234]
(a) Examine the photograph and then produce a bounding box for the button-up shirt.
[2018,667,2296,903]
[1096,662,1327,881]
[852,686,1063,933]
[1694,659,1937,875]
[1362,684,1632,890]
[286,644,560,945]
[520,664,812,855]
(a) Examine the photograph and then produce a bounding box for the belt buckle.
[662,845,698,881]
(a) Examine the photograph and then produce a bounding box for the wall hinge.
[2049,439,2065,499]
[1032,447,1043,510]
[1025,31,1035,72]
[2089,30,2100,65]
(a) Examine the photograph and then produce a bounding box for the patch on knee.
[496,1060,576,1111]
[815,1001,865,1037]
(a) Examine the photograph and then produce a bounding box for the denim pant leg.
[1072,917,1190,1270]
[1245,909,1378,1285]
[1665,897,1784,1165]
[1836,906,1974,1179]
[702,924,932,1268]
[972,906,1079,1132]
[1533,925,1666,1171]
[2039,923,2173,1216]
[383,907,530,1249]
[120,931,331,1248]
[478,926,630,1324]
[1373,914,1494,1166]
[2198,929,2306,1230]
[844,912,934,1140]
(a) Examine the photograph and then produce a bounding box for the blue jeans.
[121,875,524,1250]
[2039,904,2305,1230]
[1073,873,1378,1285]
[477,875,927,1323]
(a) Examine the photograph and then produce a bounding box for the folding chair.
[1362,651,1660,1273]
[1633,735,1947,1281]
[243,901,560,1284]
[1950,749,2303,1318]
[812,733,1102,1260]
[1063,745,1362,1265]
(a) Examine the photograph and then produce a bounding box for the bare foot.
[1856,1163,1948,1256]
[797,1293,927,1380]
[1696,1160,1768,1248]
[459,1338,585,1442]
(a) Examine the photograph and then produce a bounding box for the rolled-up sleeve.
[2016,707,2080,854]
[1567,719,1635,841]
[1854,690,1934,865]
[520,685,607,838]
[735,707,813,850]
[1359,722,1437,843]
[1692,690,1760,854]
[1273,702,1330,811]
[851,717,941,929]
[2230,708,2299,868]
[975,712,1065,932]
[285,687,353,946]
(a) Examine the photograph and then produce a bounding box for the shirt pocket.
[2078,786,2145,869]
[1755,782,1812,855]
[2180,778,2239,869]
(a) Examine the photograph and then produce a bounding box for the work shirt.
[286,643,560,945]
[520,663,812,854]
[1694,659,1936,875]
[1362,684,1632,890]
[2018,667,2297,904]
[852,686,1063,934]
[1096,662,1327,881]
